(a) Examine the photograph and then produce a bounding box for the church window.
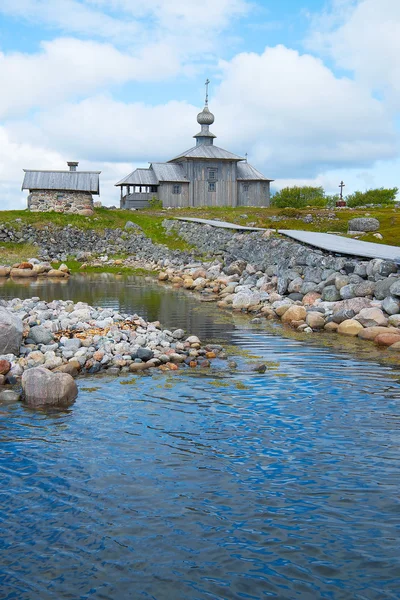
[173,185,181,194]
[208,168,218,181]
[208,182,216,192]
[150,186,157,193]
[243,184,249,192]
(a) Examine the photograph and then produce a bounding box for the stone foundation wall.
[27,190,94,215]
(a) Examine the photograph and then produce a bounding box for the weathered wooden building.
[22,162,100,215]
[116,85,273,209]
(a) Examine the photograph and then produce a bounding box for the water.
[1,276,400,599]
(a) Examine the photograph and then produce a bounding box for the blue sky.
[0,0,399,207]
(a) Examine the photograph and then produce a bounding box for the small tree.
[271,186,327,208]
[346,187,398,208]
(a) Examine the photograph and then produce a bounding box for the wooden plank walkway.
[173,217,400,262]
[278,230,400,263]
[174,217,265,231]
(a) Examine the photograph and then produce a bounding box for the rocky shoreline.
[2,217,400,407]
[0,297,224,406]
[151,221,400,352]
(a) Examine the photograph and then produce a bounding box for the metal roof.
[169,145,244,162]
[151,163,188,182]
[237,162,274,181]
[22,170,100,194]
[115,168,158,186]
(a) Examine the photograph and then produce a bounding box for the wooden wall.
[237,181,271,207]
[159,182,190,208]
[178,160,238,207]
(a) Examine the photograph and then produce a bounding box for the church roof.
[115,163,188,186]
[151,163,188,182]
[169,145,244,162]
[115,168,158,186]
[22,169,100,194]
[237,162,274,181]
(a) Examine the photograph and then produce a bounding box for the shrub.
[346,188,398,208]
[148,196,163,209]
[271,186,327,209]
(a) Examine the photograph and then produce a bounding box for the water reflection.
[0,277,400,599]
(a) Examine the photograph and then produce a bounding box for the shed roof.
[236,162,274,181]
[169,145,244,162]
[151,163,188,182]
[22,170,100,194]
[115,168,158,186]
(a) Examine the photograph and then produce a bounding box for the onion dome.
[197,105,215,125]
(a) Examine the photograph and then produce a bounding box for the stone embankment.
[0,298,223,406]
[152,221,400,352]
[0,221,195,264]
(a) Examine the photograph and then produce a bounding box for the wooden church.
[116,82,273,209]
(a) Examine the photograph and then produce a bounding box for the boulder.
[331,309,356,324]
[302,291,321,306]
[0,359,11,375]
[22,367,78,407]
[0,308,23,355]
[47,269,68,278]
[0,266,11,277]
[374,333,400,347]
[10,268,37,278]
[324,322,339,332]
[355,307,387,328]
[281,305,307,324]
[232,291,261,310]
[29,325,54,345]
[337,319,364,336]
[353,281,376,297]
[382,296,400,316]
[389,280,400,297]
[375,277,397,300]
[348,217,380,232]
[333,298,372,314]
[306,312,325,329]
[358,326,399,341]
[322,285,341,302]
[225,260,247,276]
[339,284,356,300]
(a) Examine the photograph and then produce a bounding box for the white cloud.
[5,44,395,202]
[212,45,396,176]
[0,38,180,118]
[307,0,400,107]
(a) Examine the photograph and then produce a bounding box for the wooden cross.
[339,180,345,200]
[245,152,248,163]
[205,78,210,105]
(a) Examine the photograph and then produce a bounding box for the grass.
[51,259,158,276]
[0,242,38,264]
[0,205,399,251]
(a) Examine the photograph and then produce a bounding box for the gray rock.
[29,325,54,345]
[136,347,154,361]
[322,286,341,302]
[375,277,396,300]
[62,338,82,351]
[172,329,185,340]
[288,277,303,293]
[348,217,380,232]
[331,309,356,324]
[225,260,247,276]
[335,274,350,290]
[303,267,323,284]
[353,262,368,277]
[0,308,23,355]
[390,279,400,297]
[124,221,141,230]
[382,296,400,315]
[340,284,356,300]
[353,281,375,297]
[0,389,21,402]
[22,367,78,407]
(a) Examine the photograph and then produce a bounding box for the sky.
[0,0,400,208]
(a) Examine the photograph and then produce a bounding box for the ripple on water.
[1,281,400,599]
